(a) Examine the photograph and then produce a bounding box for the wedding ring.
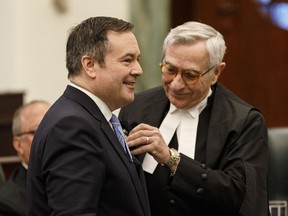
[146,136,150,144]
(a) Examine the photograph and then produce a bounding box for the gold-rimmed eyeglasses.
[159,62,215,85]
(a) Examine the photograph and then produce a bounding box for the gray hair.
[163,21,226,66]
[12,100,50,136]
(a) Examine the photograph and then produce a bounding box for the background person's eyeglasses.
[16,130,36,137]
[159,62,215,85]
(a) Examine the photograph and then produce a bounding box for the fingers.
[126,124,165,155]
[130,142,151,156]
[129,135,170,165]
[129,123,154,135]
[126,123,171,164]
[126,124,154,143]
[127,134,152,149]
[146,136,150,144]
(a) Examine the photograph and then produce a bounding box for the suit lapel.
[102,123,149,214]
[64,85,149,214]
[204,84,242,168]
[195,84,225,167]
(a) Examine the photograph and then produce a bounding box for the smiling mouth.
[170,90,190,99]
[124,81,136,86]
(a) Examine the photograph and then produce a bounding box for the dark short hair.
[66,16,134,78]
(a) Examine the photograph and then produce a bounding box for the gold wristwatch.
[165,148,180,168]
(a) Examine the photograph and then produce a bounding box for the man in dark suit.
[27,16,151,216]
[119,21,269,216]
[0,100,50,216]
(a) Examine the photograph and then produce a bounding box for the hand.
[126,123,170,164]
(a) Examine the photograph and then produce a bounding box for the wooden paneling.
[0,92,23,178]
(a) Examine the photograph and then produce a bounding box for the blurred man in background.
[0,100,50,216]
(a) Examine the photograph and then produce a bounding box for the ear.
[211,62,226,85]
[13,137,23,155]
[81,55,98,79]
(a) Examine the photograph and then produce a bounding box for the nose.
[131,61,143,76]
[170,73,186,89]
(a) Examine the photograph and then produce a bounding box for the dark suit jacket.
[27,85,151,216]
[0,165,27,216]
[119,83,269,216]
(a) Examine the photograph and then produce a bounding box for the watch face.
[166,148,180,167]
[171,148,180,159]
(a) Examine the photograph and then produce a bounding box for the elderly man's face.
[162,41,221,110]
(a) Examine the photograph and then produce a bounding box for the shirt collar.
[22,162,28,170]
[69,82,112,121]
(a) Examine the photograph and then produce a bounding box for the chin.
[170,100,189,110]
[123,95,134,106]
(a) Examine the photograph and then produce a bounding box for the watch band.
[165,148,180,168]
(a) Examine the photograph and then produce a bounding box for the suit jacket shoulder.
[209,83,264,135]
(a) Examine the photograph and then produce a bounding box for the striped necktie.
[110,114,132,160]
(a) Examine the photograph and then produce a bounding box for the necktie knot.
[110,114,132,160]
[110,114,121,125]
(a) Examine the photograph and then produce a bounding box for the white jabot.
[142,104,181,174]
[142,88,212,174]
[177,89,212,158]
[177,109,198,159]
